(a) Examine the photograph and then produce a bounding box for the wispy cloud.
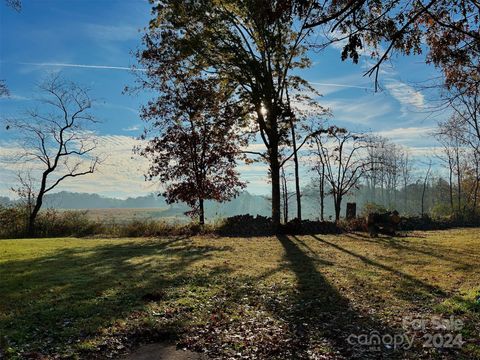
[308,73,375,96]
[326,36,427,115]
[0,93,30,101]
[406,146,440,158]
[100,103,139,115]
[322,95,393,126]
[19,62,145,72]
[83,24,140,42]
[375,126,437,147]
[384,80,425,111]
[376,126,433,139]
[122,125,141,132]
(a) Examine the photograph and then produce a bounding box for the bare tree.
[311,126,370,222]
[365,136,404,207]
[10,172,35,227]
[287,118,302,221]
[434,116,466,214]
[5,75,100,235]
[449,85,480,214]
[312,160,326,221]
[464,150,480,214]
[365,136,384,204]
[421,160,433,217]
[433,136,456,213]
[449,84,480,146]
[281,92,328,222]
[280,165,295,224]
[399,150,412,214]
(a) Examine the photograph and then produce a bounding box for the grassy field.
[62,208,187,223]
[0,229,479,359]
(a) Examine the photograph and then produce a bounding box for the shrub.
[360,202,387,217]
[0,206,105,239]
[338,217,366,232]
[35,210,105,237]
[430,203,454,218]
[0,205,28,238]
[215,214,274,236]
[215,215,340,237]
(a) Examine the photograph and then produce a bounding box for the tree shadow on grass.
[343,232,476,271]
[0,237,233,357]
[275,234,407,359]
[2,234,473,359]
[311,235,446,303]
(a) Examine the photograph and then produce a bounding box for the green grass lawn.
[1,229,479,359]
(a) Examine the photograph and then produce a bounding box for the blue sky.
[0,0,446,198]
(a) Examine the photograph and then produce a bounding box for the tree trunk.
[457,169,462,215]
[421,175,429,217]
[473,178,479,215]
[281,167,288,224]
[28,171,49,237]
[289,120,301,221]
[381,181,385,206]
[28,197,42,237]
[449,167,454,212]
[334,195,342,222]
[270,144,281,229]
[199,198,205,225]
[319,164,325,221]
[421,186,425,217]
[473,162,479,215]
[27,213,36,237]
[456,155,461,214]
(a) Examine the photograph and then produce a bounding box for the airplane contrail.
[19,62,146,71]
[308,81,372,90]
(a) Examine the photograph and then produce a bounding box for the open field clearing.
[1,229,479,359]
[63,208,187,224]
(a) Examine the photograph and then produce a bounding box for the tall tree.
[284,92,329,222]
[280,165,296,224]
[288,116,302,221]
[137,0,318,228]
[137,77,247,225]
[5,75,100,235]
[312,158,326,221]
